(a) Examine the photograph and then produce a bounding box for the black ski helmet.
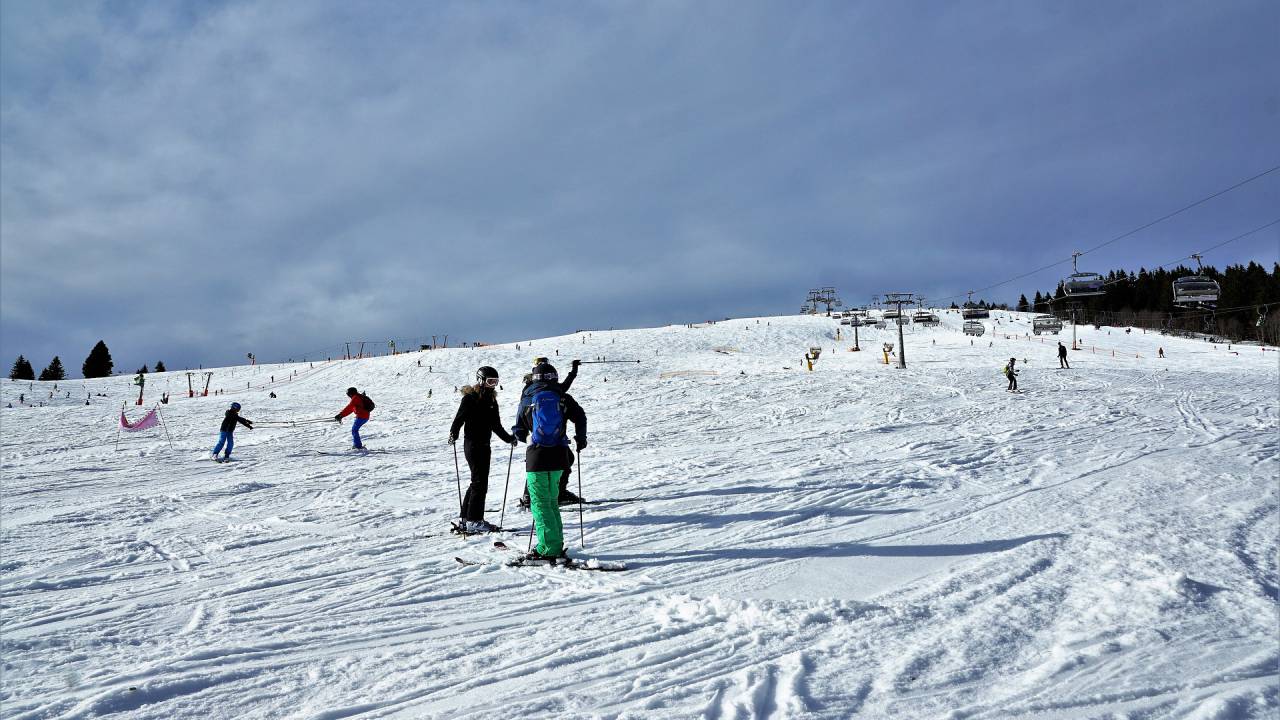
[476,366,499,384]
[230,402,241,411]
[346,387,358,396]
[532,356,549,367]
[531,362,558,382]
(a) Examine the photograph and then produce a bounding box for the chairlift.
[1063,252,1106,297]
[961,291,990,320]
[1032,315,1063,335]
[1172,254,1220,306]
[963,321,985,337]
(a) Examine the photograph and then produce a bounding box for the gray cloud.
[3,0,1277,373]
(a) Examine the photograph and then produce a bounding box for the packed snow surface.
[2,312,1277,719]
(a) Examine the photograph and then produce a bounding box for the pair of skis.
[455,540,627,572]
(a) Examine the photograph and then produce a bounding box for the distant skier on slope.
[1005,358,1020,392]
[449,366,517,533]
[212,402,252,461]
[519,358,582,507]
[1057,341,1070,369]
[512,362,587,560]
[334,387,373,450]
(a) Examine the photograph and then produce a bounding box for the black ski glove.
[575,437,587,451]
[334,414,342,422]
[571,359,581,369]
[448,433,457,445]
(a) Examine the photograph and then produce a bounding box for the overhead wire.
[929,164,1280,305]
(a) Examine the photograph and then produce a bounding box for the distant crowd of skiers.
[211,358,586,562]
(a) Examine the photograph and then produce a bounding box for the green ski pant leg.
[527,470,563,556]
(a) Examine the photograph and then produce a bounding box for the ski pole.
[575,360,642,365]
[498,443,514,531]
[452,442,463,517]
[577,450,586,548]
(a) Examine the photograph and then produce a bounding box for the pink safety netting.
[120,409,160,432]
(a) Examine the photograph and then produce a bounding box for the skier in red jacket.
[335,387,372,449]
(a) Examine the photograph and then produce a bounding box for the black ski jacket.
[450,385,516,444]
[220,409,252,433]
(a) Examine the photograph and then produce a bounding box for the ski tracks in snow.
[1,314,1276,718]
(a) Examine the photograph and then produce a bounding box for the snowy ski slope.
[2,312,1277,719]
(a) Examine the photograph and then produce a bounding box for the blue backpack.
[529,390,566,446]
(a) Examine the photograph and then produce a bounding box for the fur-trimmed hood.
[460,383,495,398]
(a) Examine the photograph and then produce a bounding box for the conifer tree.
[136,364,149,375]
[1017,294,1030,312]
[82,341,114,378]
[38,357,66,381]
[155,361,166,372]
[8,355,35,381]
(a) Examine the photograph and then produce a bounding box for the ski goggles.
[483,377,500,387]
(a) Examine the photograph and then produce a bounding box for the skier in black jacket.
[450,366,517,533]
[212,402,252,461]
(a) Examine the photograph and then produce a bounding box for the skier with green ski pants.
[512,362,587,560]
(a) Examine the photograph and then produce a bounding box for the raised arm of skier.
[558,359,581,393]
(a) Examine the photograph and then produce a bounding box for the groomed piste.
[2,311,1277,719]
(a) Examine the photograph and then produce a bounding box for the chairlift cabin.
[963,321,985,337]
[1032,316,1063,335]
[1063,251,1106,298]
[918,313,941,326]
[883,309,901,320]
[911,310,931,323]
[1172,255,1220,306]
[840,318,851,325]
[961,306,989,320]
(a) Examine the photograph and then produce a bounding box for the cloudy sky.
[2,1,1277,374]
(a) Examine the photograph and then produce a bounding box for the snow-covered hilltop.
[3,312,1277,718]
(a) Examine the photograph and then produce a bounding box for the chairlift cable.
[1019,218,1279,305]
[931,165,1280,304]
[1076,165,1280,257]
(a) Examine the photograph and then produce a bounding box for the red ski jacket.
[338,395,370,420]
